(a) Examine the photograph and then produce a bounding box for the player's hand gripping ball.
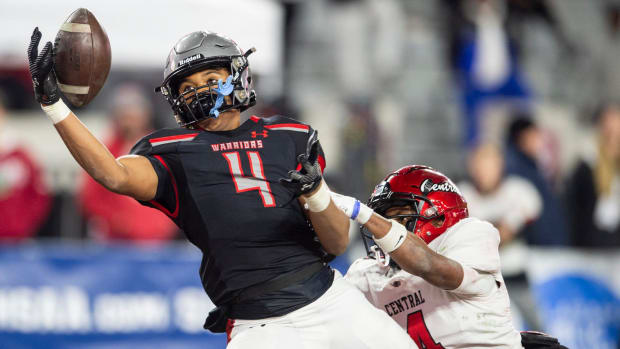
[281,130,323,196]
[27,9,110,108]
[28,27,60,105]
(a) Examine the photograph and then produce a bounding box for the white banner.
[0,0,283,74]
[527,248,620,349]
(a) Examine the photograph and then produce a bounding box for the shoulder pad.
[260,115,311,133]
[260,114,306,125]
[443,218,501,272]
[130,128,200,156]
[455,218,499,241]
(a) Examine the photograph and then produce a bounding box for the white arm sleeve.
[330,191,373,224]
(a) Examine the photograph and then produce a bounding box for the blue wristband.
[351,200,360,220]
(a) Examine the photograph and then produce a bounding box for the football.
[54,8,111,107]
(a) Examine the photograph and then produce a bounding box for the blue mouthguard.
[209,75,234,118]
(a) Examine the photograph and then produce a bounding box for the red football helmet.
[365,165,469,246]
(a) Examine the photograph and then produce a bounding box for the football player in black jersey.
[28,28,417,349]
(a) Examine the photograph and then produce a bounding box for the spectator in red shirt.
[78,84,177,243]
[0,92,51,241]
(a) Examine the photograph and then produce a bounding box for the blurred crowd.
[0,83,178,243]
[0,0,619,333]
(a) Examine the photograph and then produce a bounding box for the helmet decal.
[177,53,205,67]
[420,178,458,195]
[372,182,390,197]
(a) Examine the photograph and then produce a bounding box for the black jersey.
[130,115,332,319]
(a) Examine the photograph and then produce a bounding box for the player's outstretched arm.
[363,215,464,290]
[55,115,158,200]
[371,216,498,296]
[27,27,158,201]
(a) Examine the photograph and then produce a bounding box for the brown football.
[54,8,111,107]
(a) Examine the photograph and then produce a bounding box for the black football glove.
[280,130,323,196]
[27,27,61,105]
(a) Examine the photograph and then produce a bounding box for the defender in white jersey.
[332,165,565,349]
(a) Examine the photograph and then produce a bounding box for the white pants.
[227,272,417,349]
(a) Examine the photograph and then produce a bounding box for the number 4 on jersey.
[222,151,276,207]
[407,311,445,349]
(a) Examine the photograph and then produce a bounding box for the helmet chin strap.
[209,75,234,118]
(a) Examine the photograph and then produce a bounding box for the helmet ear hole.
[234,89,248,101]
[431,216,445,228]
[405,219,417,232]
[170,80,183,98]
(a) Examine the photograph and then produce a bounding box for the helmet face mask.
[362,165,469,267]
[173,77,236,125]
[156,31,257,128]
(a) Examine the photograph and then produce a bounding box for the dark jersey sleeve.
[129,129,191,220]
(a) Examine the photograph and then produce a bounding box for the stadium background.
[0,0,619,348]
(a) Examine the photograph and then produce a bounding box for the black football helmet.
[155,31,257,128]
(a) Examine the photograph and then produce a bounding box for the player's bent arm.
[304,202,350,256]
[301,181,351,255]
[54,113,158,201]
[331,192,495,294]
[364,214,464,290]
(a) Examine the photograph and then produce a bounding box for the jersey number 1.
[407,311,445,349]
[223,152,275,207]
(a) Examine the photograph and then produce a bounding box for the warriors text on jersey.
[131,115,330,320]
[345,217,523,349]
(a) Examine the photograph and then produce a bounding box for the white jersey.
[345,217,523,349]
